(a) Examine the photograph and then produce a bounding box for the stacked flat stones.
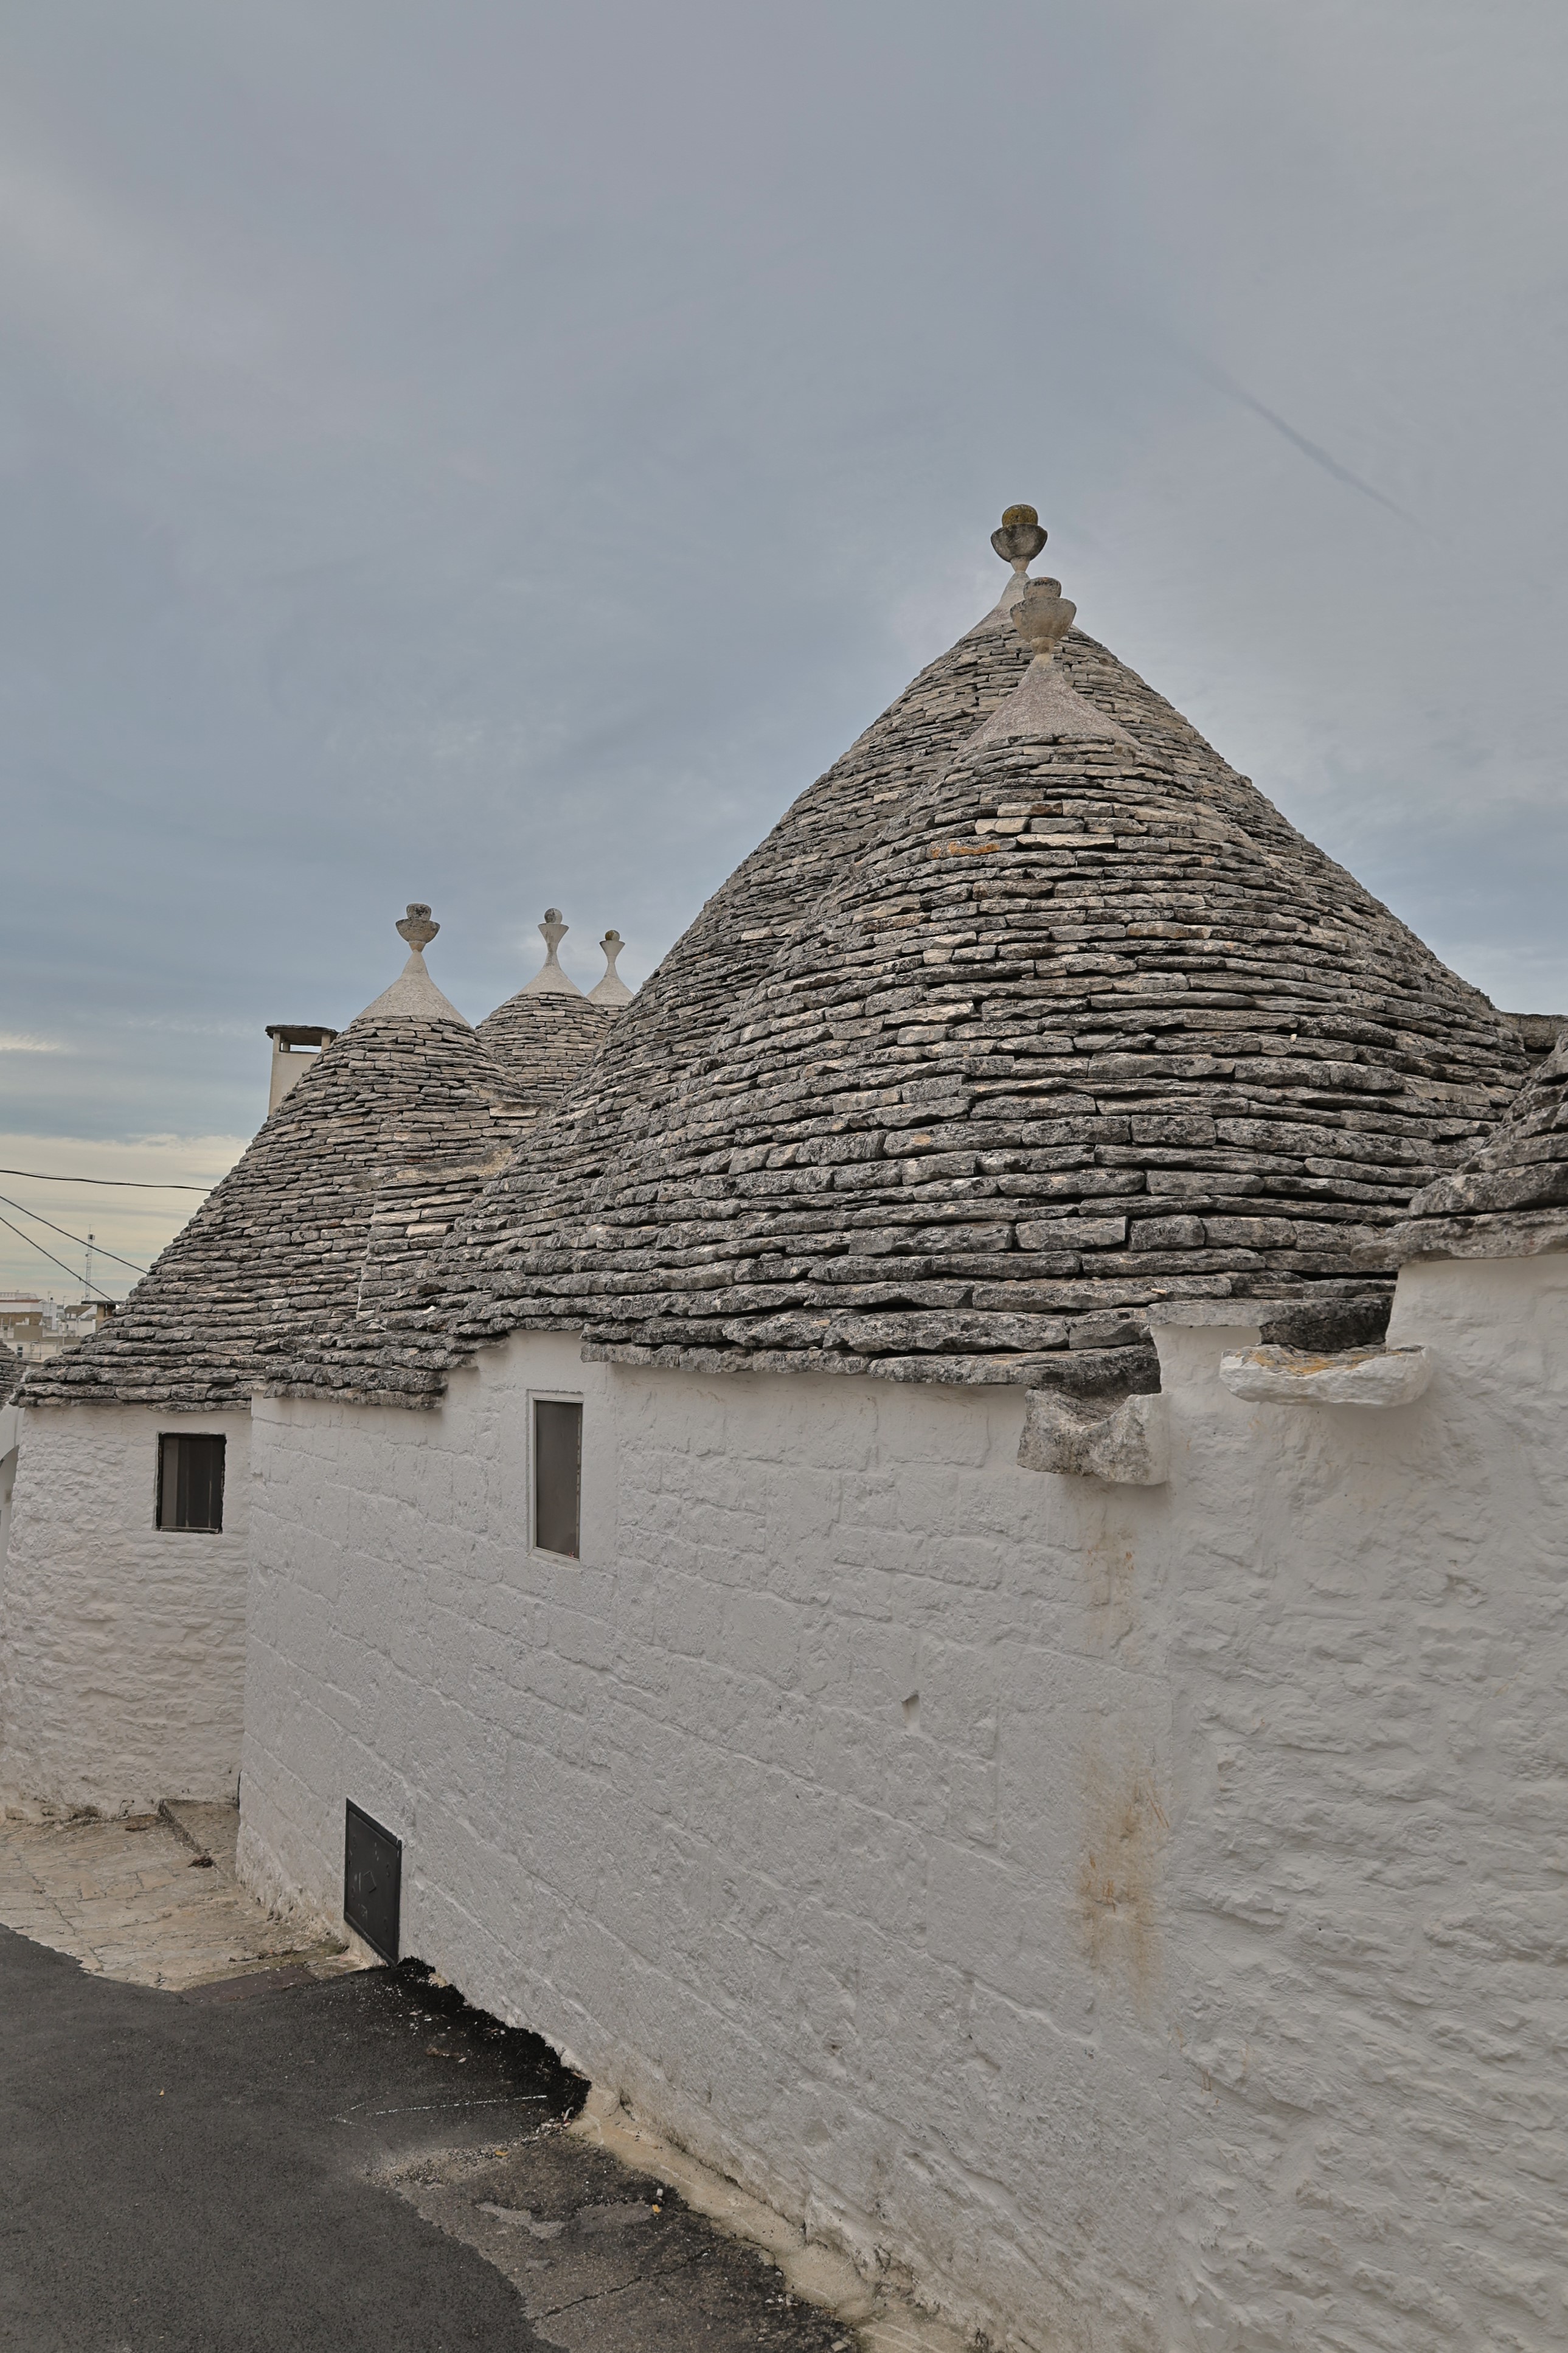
[1384,1028,1568,1260]
[476,911,617,1115]
[395,513,1525,1400]
[266,583,1061,1403]
[477,990,611,1114]
[21,914,531,1411]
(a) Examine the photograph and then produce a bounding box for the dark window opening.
[157,1433,226,1532]
[534,1399,581,1558]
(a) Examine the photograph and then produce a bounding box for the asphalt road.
[0,1926,848,2353]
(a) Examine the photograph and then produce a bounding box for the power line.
[0,1164,212,1192]
[0,1211,116,1300]
[0,1193,148,1277]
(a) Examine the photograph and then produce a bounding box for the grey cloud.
[2,0,1566,1295]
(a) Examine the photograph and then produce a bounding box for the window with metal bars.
[156,1433,226,1532]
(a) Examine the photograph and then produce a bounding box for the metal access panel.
[344,1801,402,1962]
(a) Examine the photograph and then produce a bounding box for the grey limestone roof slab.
[276,524,1531,1404]
[1382,1026,1568,1260]
[476,990,611,1114]
[475,908,617,1113]
[19,939,531,1411]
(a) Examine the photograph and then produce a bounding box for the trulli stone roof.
[20,910,530,1411]
[1381,1026,1568,1261]
[290,511,1527,1406]
[476,909,614,1113]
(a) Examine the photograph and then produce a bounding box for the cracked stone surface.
[1016,1385,1170,1479]
[384,2134,853,2351]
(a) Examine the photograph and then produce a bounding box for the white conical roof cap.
[353,905,470,1026]
[522,908,584,997]
[588,928,634,1007]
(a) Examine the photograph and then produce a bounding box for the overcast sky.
[3,0,1566,1298]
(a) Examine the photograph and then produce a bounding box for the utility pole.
[84,1231,94,1302]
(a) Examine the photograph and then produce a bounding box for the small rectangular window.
[533,1399,581,1558]
[157,1433,226,1532]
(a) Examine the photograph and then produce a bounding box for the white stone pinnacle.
[356,904,470,1025]
[589,930,634,1007]
[967,572,1134,752]
[523,908,585,998]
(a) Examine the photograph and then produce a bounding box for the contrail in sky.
[1187,352,1420,527]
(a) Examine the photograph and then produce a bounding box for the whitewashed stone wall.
[1157,1258,1568,2353]
[0,1400,20,1579]
[0,1404,251,1813]
[242,1335,1173,2348]
[239,1261,1568,2353]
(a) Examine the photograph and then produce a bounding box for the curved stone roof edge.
[1376,1211,1568,1265]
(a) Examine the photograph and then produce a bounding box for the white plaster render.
[240,1332,1176,2352]
[1218,1341,1432,1406]
[1154,1267,1568,2352]
[0,1405,250,1814]
[356,946,468,1026]
[237,1255,1568,2352]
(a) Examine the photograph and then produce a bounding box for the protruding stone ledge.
[1218,1344,1432,1408]
[1374,1209,1568,1265]
[1017,1389,1169,1484]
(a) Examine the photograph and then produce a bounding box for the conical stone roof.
[21,910,530,1409]
[265,515,1530,1407]
[254,596,1061,1405]
[416,523,1524,1395]
[1382,1027,1568,1260]
[476,908,613,1114]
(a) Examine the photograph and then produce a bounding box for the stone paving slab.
[0,1801,360,1991]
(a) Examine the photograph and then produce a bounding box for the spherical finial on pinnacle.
[991,503,1048,577]
[396,902,439,951]
[1013,576,1077,664]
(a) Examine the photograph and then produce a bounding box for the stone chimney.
[265,1024,339,1116]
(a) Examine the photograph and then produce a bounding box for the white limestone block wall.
[240,1261,1568,2353]
[0,1400,20,1579]
[241,1332,1176,2351]
[1156,1260,1568,2353]
[0,1403,251,1813]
